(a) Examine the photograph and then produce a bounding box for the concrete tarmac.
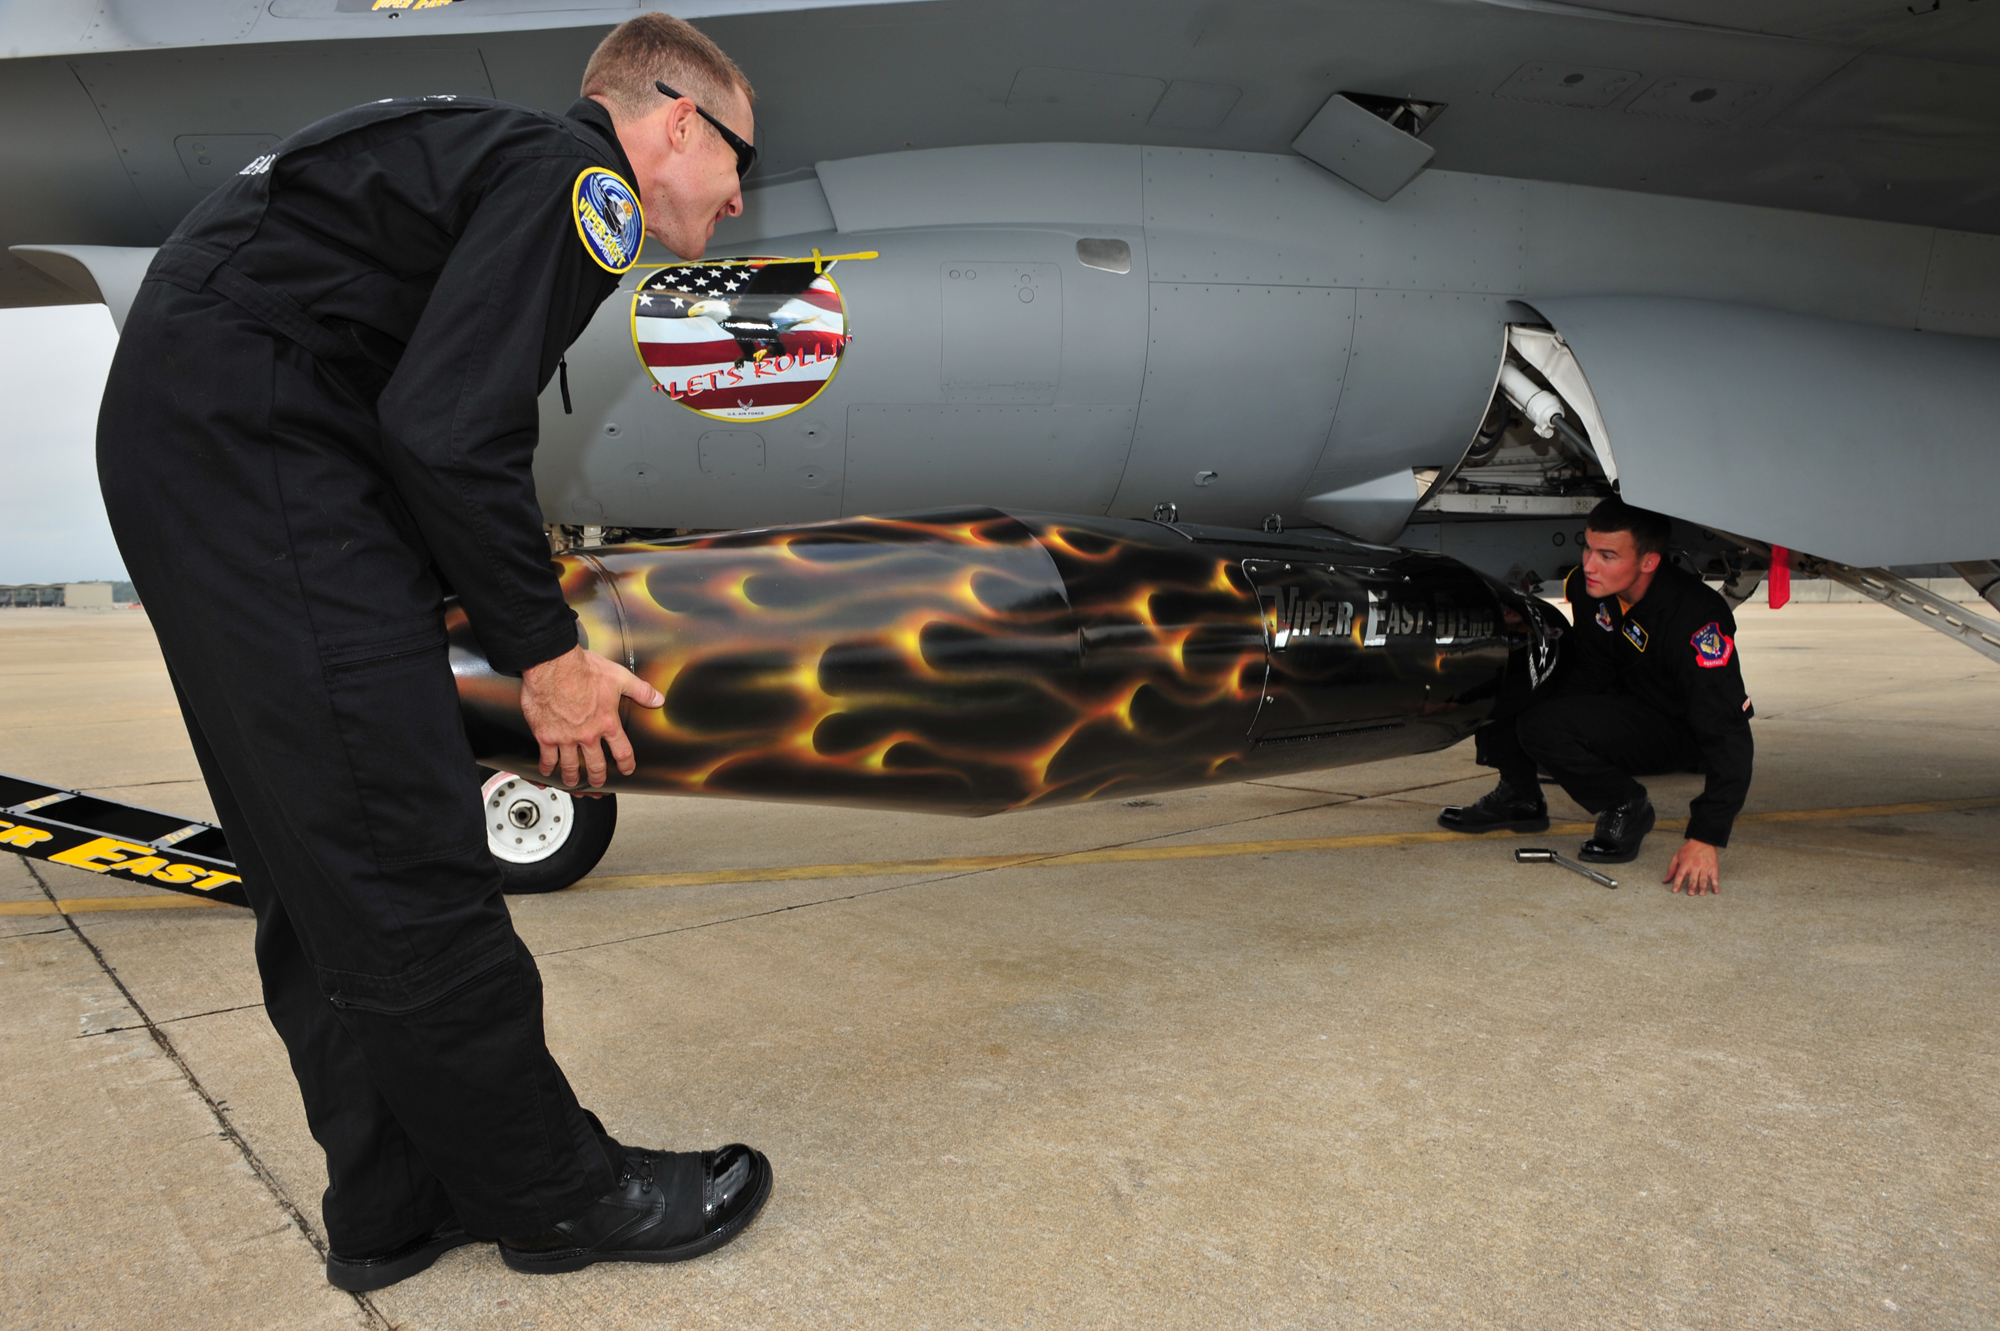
[2,600,1996,1329]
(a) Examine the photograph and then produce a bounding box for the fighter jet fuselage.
[4,0,1998,581]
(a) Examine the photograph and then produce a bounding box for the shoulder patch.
[1623,620,1648,652]
[1692,621,1735,668]
[1594,603,1614,633]
[572,167,644,274]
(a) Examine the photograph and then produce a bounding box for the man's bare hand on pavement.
[1663,838,1721,895]
[519,646,665,788]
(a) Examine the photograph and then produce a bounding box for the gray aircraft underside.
[4,0,1998,589]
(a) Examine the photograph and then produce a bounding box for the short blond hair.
[581,13,754,122]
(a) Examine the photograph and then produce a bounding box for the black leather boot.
[1578,792,1656,863]
[499,1143,772,1274]
[1438,777,1549,834]
[325,1219,479,1291]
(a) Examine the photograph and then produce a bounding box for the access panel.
[1113,284,1355,526]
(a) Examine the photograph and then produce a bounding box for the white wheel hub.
[481,772,575,864]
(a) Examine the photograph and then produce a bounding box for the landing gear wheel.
[479,767,617,894]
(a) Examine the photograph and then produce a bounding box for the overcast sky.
[0,304,125,585]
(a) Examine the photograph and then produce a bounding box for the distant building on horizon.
[0,581,136,608]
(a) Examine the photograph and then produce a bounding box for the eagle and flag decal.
[632,251,872,421]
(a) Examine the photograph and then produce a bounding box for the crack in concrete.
[549,817,1312,958]
[1247,774,1481,802]
[157,1000,265,1025]
[76,1000,268,1039]
[1124,775,1473,846]
[540,876,980,957]
[21,859,389,1331]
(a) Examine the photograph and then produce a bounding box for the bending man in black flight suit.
[1440,498,1754,893]
[96,15,771,1292]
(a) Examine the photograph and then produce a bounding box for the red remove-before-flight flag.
[1769,545,1790,610]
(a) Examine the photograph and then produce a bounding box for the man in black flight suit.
[96,15,771,1291]
[1439,498,1755,894]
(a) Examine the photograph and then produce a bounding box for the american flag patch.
[632,258,848,421]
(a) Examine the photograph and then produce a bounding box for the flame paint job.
[450,509,1562,815]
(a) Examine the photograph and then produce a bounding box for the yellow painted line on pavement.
[574,794,2000,895]
[569,825,1591,894]
[569,852,1051,893]
[0,894,230,916]
[5,795,1994,913]
[1729,797,1999,825]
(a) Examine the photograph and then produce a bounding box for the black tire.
[477,767,617,894]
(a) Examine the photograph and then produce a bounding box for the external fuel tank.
[450,509,1562,815]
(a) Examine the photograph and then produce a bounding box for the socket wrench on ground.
[1515,847,1618,889]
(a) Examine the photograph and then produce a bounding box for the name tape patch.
[573,167,644,274]
[1623,620,1648,652]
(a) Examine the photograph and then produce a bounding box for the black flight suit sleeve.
[1677,609,1755,848]
[373,149,601,676]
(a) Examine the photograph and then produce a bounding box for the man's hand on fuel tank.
[520,646,666,788]
[1664,838,1721,895]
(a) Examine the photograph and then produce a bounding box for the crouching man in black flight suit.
[96,15,772,1291]
[1439,499,1755,893]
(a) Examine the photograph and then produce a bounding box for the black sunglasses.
[655,80,757,180]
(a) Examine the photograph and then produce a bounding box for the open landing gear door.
[1415,321,1616,528]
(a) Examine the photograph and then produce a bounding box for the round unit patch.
[631,258,849,421]
[572,167,644,274]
